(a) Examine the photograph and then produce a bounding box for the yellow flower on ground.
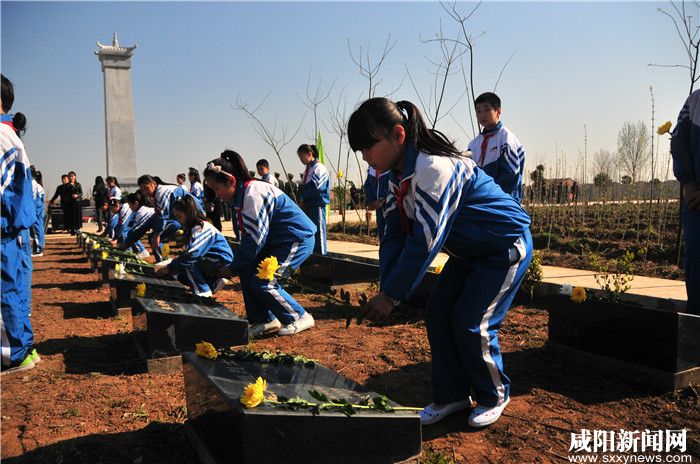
[256,256,281,281]
[336,170,344,179]
[195,341,218,360]
[176,229,184,236]
[434,264,443,274]
[93,242,100,250]
[114,263,122,273]
[135,283,146,298]
[657,121,672,135]
[571,286,587,303]
[240,376,267,409]
[101,251,108,260]
[162,243,170,258]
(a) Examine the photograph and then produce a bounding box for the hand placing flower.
[657,121,672,135]
[135,282,146,298]
[240,376,267,409]
[256,256,281,281]
[195,341,218,360]
[571,286,586,303]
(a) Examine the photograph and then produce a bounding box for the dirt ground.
[1,235,698,463]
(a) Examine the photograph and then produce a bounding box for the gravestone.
[182,351,422,464]
[131,297,248,360]
[108,271,188,316]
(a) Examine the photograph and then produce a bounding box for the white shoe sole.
[277,314,315,336]
[420,399,472,425]
[468,397,510,428]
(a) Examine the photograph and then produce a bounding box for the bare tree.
[406,25,468,129]
[233,94,305,202]
[617,120,650,183]
[297,69,337,140]
[347,35,398,99]
[593,148,616,179]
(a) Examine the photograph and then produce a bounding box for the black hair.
[474,92,501,110]
[12,112,26,138]
[106,176,120,187]
[274,172,280,178]
[287,173,294,179]
[256,159,269,168]
[138,174,172,187]
[61,174,69,180]
[1,74,14,112]
[348,97,461,158]
[204,150,253,186]
[95,176,105,187]
[172,195,207,234]
[297,144,319,159]
[188,167,202,183]
[176,173,186,181]
[126,190,149,208]
[108,198,121,207]
[30,166,43,186]
[68,171,77,177]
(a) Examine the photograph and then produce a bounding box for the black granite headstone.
[131,297,248,358]
[182,351,422,464]
[548,296,700,373]
[108,272,189,313]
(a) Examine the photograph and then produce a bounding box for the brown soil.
[1,236,697,463]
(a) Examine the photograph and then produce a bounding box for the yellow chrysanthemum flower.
[101,251,108,260]
[657,121,672,135]
[114,263,122,273]
[135,283,146,298]
[434,264,443,274]
[195,341,218,360]
[162,244,170,258]
[337,170,344,179]
[176,229,185,236]
[571,286,587,303]
[240,376,266,409]
[93,242,100,250]
[256,256,281,281]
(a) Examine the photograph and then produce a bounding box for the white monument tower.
[95,33,138,190]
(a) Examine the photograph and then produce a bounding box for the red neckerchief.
[393,177,412,234]
[236,180,255,236]
[478,132,497,167]
[0,121,15,132]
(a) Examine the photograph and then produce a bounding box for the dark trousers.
[95,207,106,230]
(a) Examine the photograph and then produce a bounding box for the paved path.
[75,221,687,302]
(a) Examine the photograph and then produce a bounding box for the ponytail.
[348,97,461,158]
[12,112,26,138]
[204,150,253,186]
[137,174,173,187]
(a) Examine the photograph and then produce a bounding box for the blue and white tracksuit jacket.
[671,89,700,314]
[31,179,45,254]
[261,172,279,188]
[152,185,202,243]
[121,205,155,253]
[300,159,330,255]
[380,145,532,408]
[190,181,204,204]
[1,115,35,366]
[228,180,317,325]
[108,186,122,201]
[169,221,233,297]
[467,122,525,202]
[364,167,391,242]
[106,204,145,253]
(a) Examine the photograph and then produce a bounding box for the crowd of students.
[3,67,696,430]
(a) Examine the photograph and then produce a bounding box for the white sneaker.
[419,398,472,425]
[467,397,510,428]
[136,250,150,260]
[32,252,44,258]
[250,319,282,338]
[211,278,226,294]
[277,313,315,336]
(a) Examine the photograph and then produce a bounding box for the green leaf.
[342,403,356,417]
[308,390,329,403]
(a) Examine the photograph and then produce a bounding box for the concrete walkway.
[75,220,688,302]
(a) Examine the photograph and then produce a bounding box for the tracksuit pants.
[1,234,34,366]
[425,231,532,408]
[177,261,224,298]
[303,205,327,255]
[240,235,314,326]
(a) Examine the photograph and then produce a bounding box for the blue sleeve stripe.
[188,230,214,252]
[1,147,17,165]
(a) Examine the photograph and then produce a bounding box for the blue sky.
[1,1,690,197]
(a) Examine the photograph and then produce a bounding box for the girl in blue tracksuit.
[364,166,391,243]
[204,150,317,338]
[297,144,330,255]
[348,98,532,429]
[114,191,156,254]
[104,197,148,256]
[188,167,205,204]
[138,174,202,261]
[155,195,233,297]
[1,74,38,374]
[30,166,45,257]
